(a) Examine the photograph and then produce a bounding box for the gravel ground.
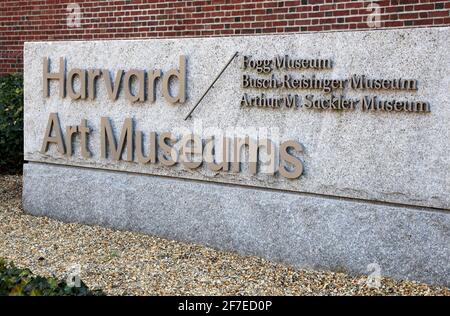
[0,174,449,296]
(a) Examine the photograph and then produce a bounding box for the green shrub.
[0,74,23,174]
[0,259,105,296]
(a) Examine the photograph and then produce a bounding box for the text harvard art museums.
[38,54,430,180]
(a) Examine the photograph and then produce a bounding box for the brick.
[0,0,448,75]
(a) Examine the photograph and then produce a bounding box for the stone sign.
[23,27,450,286]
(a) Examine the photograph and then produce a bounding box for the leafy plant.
[0,259,105,296]
[0,74,24,174]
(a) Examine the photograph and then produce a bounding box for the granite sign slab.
[23,27,450,285]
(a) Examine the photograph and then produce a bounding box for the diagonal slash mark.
[184,51,239,120]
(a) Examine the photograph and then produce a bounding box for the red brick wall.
[1,0,449,75]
